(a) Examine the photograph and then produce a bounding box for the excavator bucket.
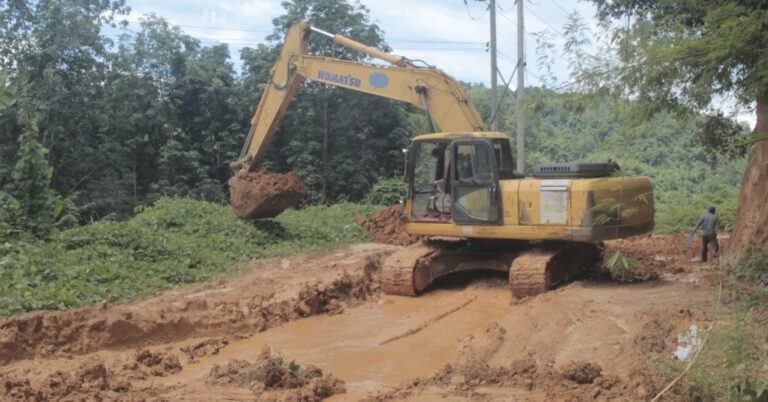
[228,168,307,219]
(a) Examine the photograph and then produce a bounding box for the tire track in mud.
[378,295,477,346]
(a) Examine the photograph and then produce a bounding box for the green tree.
[240,0,412,204]
[7,125,61,237]
[572,1,768,254]
[0,0,129,219]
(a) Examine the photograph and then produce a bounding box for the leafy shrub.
[655,190,739,234]
[365,176,405,206]
[0,198,380,318]
[605,250,644,281]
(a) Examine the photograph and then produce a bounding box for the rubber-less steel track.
[381,247,440,296]
[508,249,555,297]
[509,243,602,298]
[382,242,601,298]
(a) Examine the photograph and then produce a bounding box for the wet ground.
[0,236,720,401]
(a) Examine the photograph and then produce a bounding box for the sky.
[116,0,599,88]
[115,0,755,127]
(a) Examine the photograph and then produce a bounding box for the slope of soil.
[603,233,728,277]
[355,204,421,246]
[0,235,719,401]
[228,168,307,219]
[728,140,768,255]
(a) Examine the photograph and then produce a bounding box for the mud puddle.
[159,279,512,400]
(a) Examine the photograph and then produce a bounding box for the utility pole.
[516,0,525,173]
[489,0,498,131]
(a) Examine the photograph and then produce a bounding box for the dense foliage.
[0,198,380,318]
[465,85,746,233]
[0,0,745,235]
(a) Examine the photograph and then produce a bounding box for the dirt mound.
[355,204,421,246]
[180,337,229,362]
[228,168,307,219]
[2,360,130,401]
[560,361,602,384]
[135,349,182,376]
[603,234,727,279]
[372,358,619,401]
[207,345,345,401]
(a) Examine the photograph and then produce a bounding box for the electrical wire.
[464,0,490,21]
[550,0,572,16]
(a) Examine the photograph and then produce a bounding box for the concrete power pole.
[489,0,498,131]
[516,0,525,173]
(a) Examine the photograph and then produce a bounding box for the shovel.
[684,234,695,245]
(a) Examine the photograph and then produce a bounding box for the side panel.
[517,179,540,225]
[499,180,519,226]
[540,179,570,225]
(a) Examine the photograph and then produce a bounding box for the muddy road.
[0,235,720,401]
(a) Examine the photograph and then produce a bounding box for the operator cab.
[407,132,514,225]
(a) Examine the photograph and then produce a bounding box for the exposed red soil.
[228,168,307,219]
[602,233,728,280]
[728,139,768,256]
[0,236,721,401]
[0,244,394,366]
[207,345,345,401]
[355,204,421,246]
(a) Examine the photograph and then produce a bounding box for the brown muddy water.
[161,278,512,400]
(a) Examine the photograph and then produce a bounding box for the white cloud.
[117,0,597,84]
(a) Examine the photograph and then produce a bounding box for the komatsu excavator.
[232,22,655,297]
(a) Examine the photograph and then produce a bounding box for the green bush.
[655,189,739,234]
[0,198,380,318]
[365,176,405,206]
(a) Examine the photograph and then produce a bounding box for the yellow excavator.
[232,22,655,297]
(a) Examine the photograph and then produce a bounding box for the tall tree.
[574,1,768,254]
[0,0,129,218]
[243,0,411,203]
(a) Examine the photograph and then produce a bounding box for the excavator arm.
[238,22,486,171]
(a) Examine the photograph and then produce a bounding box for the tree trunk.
[726,97,768,255]
[321,88,329,203]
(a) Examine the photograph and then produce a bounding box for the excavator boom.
[238,22,486,171]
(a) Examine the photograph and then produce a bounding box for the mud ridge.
[0,245,397,365]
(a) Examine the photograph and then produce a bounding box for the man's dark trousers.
[701,234,719,262]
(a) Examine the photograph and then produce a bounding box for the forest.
[0,0,747,240]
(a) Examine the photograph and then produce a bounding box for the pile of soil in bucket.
[355,204,421,246]
[228,168,307,219]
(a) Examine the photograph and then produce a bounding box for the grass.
[0,198,382,319]
[657,253,768,400]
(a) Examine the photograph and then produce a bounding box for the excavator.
[231,22,655,297]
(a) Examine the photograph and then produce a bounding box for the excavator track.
[509,243,601,298]
[381,247,440,296]
[381,244,516,297]
[382,242,601,298]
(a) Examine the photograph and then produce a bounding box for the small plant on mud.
[605,251,645,281]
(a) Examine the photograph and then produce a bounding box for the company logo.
[368,72,389,88]
[317,70,361,88]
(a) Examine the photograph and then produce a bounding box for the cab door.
[450,139,501,224]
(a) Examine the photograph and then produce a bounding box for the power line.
[525,5,566,39]
[176,24,271,33]
[464,0,489,21]
[550,0,572,16]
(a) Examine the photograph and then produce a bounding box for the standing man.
[691,206,721,262]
